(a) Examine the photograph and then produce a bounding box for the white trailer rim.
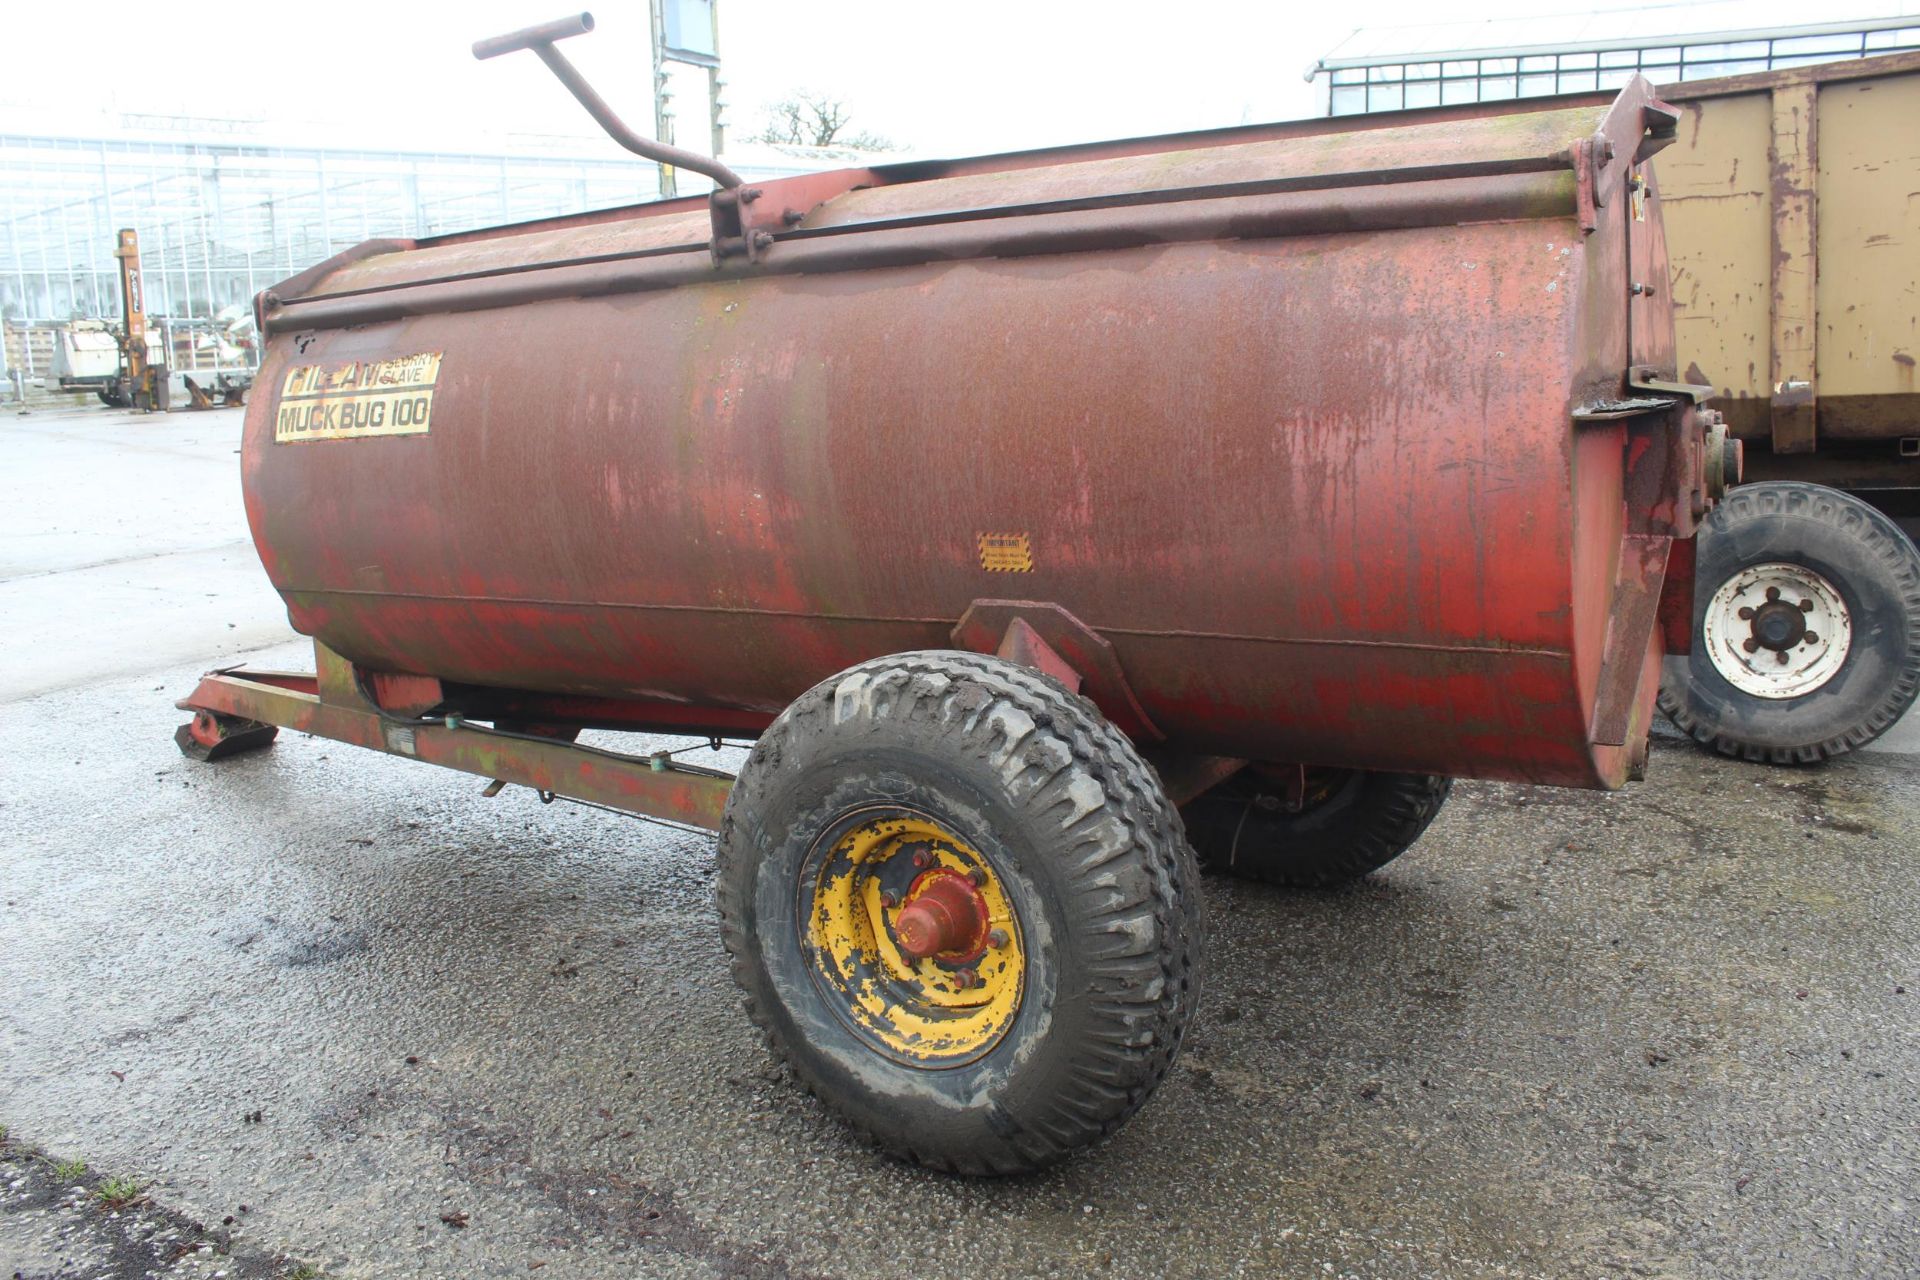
[1701,562,1852,699]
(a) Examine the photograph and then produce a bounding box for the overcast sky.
[5,0,1917,160]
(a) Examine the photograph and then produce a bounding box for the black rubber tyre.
[716,651,1203,1175]
[1659,482,1920,763]
[1182,769,1451,887]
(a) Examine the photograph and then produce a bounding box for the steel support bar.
[1768,80,1819,455]
[178,645,733,831]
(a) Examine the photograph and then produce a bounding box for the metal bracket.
[1589,535,1672,747]
[708,186,771,264]
[1571,135,1610,235]
[1771,377,1817,456]
[952,600,1164,743]
[1628,367,1716,403]
[1572,396,1673,422]
[992,616,1085,694]
[1636,99,1682,164]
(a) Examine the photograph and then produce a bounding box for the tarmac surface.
[3,404,1918,1279]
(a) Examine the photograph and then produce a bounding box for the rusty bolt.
[782,208,806,226]
[739,187,763,204]
[911,848,933,869]
[751,231,775,251]
[1594,136,1615,166]
[988,928,1010,948]
[968,867,988,887]
[954,968,979,990]
[878,890,899,909]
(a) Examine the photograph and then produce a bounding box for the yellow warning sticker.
[275,352,443,443]
[978,532,1033,573]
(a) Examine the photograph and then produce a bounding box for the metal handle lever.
[471,11,744,191]
[471,12,595,60]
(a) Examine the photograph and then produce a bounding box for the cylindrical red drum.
[244,80,1718,788]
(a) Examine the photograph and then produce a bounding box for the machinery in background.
[180,302,257,408]
[51,321,162,397]
[182,372,248,409]
[96,229,169,412]
[48,230,253,411]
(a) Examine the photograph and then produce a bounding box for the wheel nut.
[988,928,1010,948]
[955,968,979,989]
[968,868,988,887]
[878,890,898,909]
[912,849,932,869]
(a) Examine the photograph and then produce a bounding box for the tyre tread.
[715,650,1203,1175]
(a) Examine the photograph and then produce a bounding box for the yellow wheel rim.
[802,808,1026,1067]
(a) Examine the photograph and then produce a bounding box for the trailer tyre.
[1660,481,1920,762]
[1182,768,1450,887]
[716,651,1203,1175]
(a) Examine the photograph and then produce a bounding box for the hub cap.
[802,810,1025,1067]
[1702,562,1852,699]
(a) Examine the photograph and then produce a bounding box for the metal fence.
[1318,17,1920,115]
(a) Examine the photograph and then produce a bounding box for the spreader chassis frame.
[178,641,735,831]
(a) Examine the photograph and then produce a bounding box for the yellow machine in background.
[91,228,247,412]
[98,228,168,412]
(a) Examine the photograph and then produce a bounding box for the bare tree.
[751,92,895,151]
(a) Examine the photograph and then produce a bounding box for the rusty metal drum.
[241,77,1723,791]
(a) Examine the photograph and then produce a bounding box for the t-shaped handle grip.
[472,12,594,61]
[471,11,744,190]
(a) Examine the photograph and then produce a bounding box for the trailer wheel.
[716,651,1203,1175]
[1660,481,1920,762]
[1182,768,1450,887]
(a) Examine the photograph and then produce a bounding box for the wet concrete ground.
[3,405,1918,1278]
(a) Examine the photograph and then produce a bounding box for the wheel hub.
[893,870,989,960]
[802,811,1025,1066]
[1702,562,1852,699]
[1746,595,1809,652]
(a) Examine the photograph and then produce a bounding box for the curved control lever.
[473,12,744,191]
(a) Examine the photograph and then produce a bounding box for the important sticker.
[274,352,443,443]
[977,532,1033,573]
